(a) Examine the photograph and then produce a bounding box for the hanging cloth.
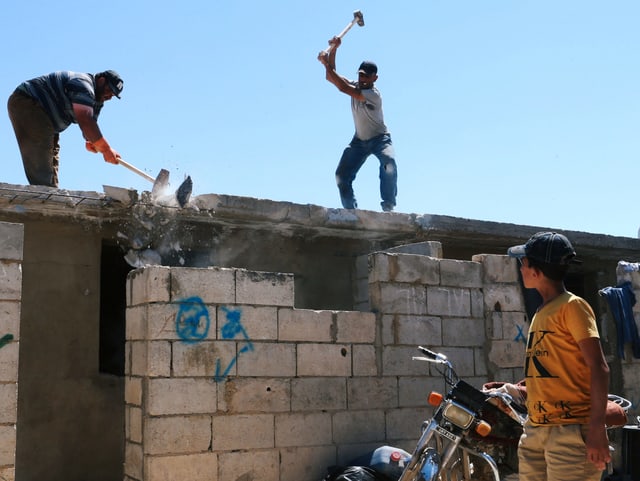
[599,281,640,359]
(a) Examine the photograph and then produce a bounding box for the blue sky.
[1,1,638,238]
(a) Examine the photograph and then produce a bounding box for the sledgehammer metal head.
[321,10,365,56]
[353,10,364,27]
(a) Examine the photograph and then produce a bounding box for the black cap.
[99,70,123,98]
[507,232,580,265]
[358,61,378,76]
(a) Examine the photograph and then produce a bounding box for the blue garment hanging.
[599,281,640,359]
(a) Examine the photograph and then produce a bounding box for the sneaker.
[381,202,395,212]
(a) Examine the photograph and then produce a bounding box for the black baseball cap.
[358,61,378,75]
[507,232,580,265]
[99,70,124,98]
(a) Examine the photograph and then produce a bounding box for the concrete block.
[218,450,277,481]
[173,341,236,378]
[0,341,18,382]
[220,305,277,340]
[496,311,529,342]
[278,308,332,342]
[146,303,199,341]
[127,405,142,443]
[442,317,485,346]
[386,407,426,441]
[382,346,429,377]
[126,305,147,341]
[433,347,475,377]
[0,264,21,301]
[381,314,395,346]
[275,412,332,447]
[0,302,19,339]
[474,348,488,377]
[212,414,274,450]
[0,223,23,261]
[396,315,442,346]
[336,311,376,343]
[174,298,216,343]
[148,341,171,377]
[440,259,482,288]
[332,410,385,443]
[487,340,525,369]
[128,266,171,306]
[0,424,16,466]
[236,269,294,307]
[353,345,377,377]
[398,376,446,407]
[370,283,428,316]
[124,441,143,480]
[384,241,443,258]
[291,377,346,411]
[369,253,440,285]
[125,376,143,406]
[148,378,217,415]
[0,384,17,423]
[219,377,291,413]
[0,467,14,481]
[281,446,336,481]
[237,342,296,377]
[297,344,352,377]
[347,377,398,410]
[426,287,471,317]
[171,267,235,304]
[470,288,484,318]
[354,277,370,310]
[144,415,212,455]
[483,284,524,313]
[473,254,519,283]
[146,453,218,481]
[127,341,149,376]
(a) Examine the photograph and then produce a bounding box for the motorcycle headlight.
[442,401,474,429]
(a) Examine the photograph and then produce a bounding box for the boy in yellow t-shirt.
[507,232,610,481]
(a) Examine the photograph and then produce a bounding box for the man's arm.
[318,37,366,102]
[73,103,120,164]
[578,337,611,470]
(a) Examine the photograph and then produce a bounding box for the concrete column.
[0,222,24,481]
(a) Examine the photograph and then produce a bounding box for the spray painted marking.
[0,334,14,349]
[514,325,526,344]
[175,297,210,343]
[214,306,254,382]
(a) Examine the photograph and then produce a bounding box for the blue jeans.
[335,133,397,209]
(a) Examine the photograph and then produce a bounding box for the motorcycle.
[397,346,527,481]
[396,346,632,481]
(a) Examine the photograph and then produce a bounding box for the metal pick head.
[354,10,365,26]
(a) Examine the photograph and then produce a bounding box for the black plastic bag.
[322,465,392,481]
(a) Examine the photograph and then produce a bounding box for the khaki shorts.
[518,421,602,481]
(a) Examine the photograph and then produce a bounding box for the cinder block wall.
[0,222,23,481]
[124,249,532,481]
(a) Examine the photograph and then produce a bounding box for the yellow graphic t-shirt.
[524,291,600,425]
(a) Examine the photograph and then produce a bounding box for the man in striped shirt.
[7,70,124,187]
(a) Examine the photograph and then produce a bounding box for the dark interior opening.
[99,243,131,376]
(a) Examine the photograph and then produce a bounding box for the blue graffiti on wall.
[174,298,253,382]
[514,324,526,344]
[214,306,254,382]
[175,297,211,343]
[0,333,13,349]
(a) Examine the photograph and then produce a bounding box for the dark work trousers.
[7,90,60,187]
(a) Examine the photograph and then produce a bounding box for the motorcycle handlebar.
[417,346,449,363]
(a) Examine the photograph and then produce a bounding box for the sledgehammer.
[118,158,192,207]
[321,10,365,55]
